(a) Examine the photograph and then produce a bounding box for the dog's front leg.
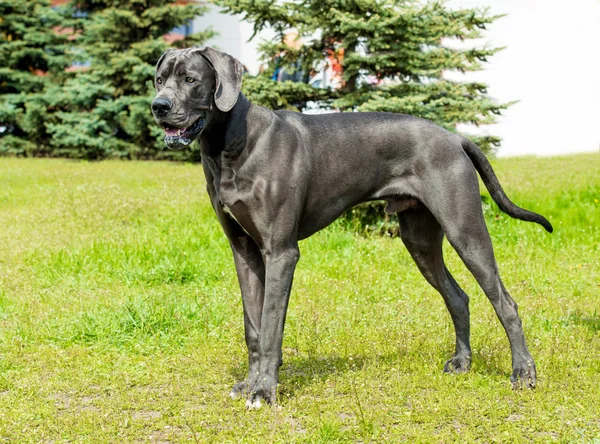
[247,246,299,408]
[228,235,265,400]
[202,167,269,402]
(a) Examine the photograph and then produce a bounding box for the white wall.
[196,1,600,157]
[445,0,600,156]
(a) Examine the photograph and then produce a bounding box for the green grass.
[0,153,598,442]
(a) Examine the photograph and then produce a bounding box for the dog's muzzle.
[162,113,206,150]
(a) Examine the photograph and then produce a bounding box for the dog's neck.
[200,93,250,162]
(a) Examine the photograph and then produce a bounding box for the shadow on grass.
[280,354,380,396]
[227,346,512,399]
[226,352,398,398]
[470,350,509,379]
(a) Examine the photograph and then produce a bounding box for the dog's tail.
[461,138,553,233]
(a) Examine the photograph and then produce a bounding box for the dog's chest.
[204,152,271,240]
[220,201,246,230]
[215,169,256,237]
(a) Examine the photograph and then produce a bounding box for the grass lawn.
[0,153,598,442]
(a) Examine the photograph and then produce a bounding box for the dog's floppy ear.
[155,49,176,75]
[199,47,243,112]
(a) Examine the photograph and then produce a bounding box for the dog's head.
[151,47,243,150]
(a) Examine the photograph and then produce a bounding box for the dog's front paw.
[229,380,249,400]
[230,371,260,400]
[443,354,471,374]
[246,375,277,409]
[511,360,536,389]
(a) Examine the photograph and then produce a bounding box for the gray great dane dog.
[151,47,553,408]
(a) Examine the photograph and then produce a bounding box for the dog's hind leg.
[427,162,537,389]
[398,207,472,373]
[444,218,536,389]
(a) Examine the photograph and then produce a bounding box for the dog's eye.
[156,78,162,85]
[185,77,195,84]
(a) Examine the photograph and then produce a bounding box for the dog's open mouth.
[162,114,205,150]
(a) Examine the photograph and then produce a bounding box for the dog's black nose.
[152,97,172,116]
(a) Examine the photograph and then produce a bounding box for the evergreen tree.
[0,0,73,155]
[46,0,214,160]
[221,0,510,154]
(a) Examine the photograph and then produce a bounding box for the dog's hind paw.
[510,362,537,390]
[443,355,472,374]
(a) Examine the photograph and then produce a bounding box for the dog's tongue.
[164,127,186,137]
